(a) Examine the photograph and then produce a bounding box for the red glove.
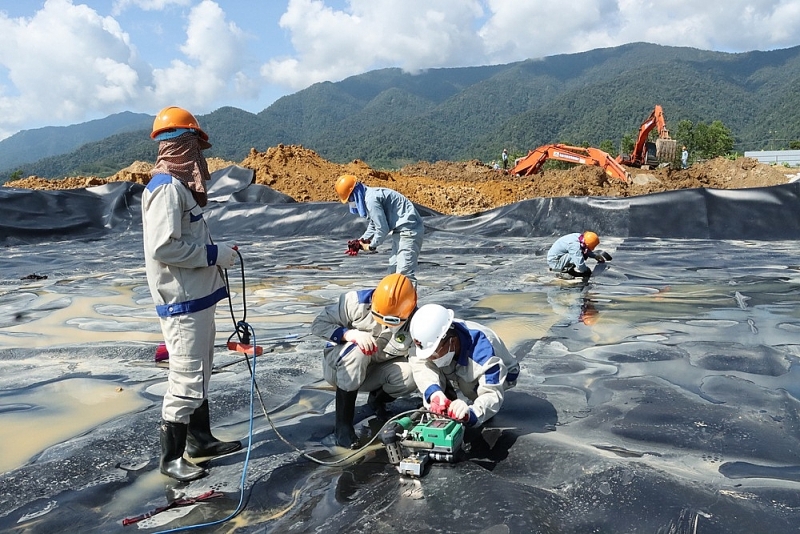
[429,391,451,415]
[346,239,361,256]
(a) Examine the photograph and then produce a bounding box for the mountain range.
[2,41,799,182]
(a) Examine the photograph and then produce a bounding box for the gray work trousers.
[159,306,215,424]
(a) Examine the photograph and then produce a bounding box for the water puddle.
[0,377,149,472]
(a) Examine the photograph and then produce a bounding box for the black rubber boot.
[160,420,207,482]
[367,388,395,421]
[334,388,359,449]
[185,400,242,458]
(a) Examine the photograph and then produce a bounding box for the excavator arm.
[618,105,676,168]
[511,144,631,183]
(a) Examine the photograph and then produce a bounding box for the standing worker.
[547,231,611,281]
[501,148,509,170]
[142,106,242,482]
[336,175,424,285]
[681,146,689,169]
[409,304,520,427]
[311,273,419,449]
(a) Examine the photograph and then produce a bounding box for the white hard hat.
[409,303,455,359]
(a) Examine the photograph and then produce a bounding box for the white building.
[744,150,800,167]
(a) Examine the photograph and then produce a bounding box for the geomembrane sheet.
[0,169,799,533]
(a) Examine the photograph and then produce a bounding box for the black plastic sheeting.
[1,168,800,533]
[3,165,800,243]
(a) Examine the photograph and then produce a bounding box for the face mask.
[433,350,455,368]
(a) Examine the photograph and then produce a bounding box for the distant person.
[408,303,520,427]
[547,231,611,281]
[142,106,242,481]
[335,175,424,285]
[681,146,689,169]
[501,148,509,170]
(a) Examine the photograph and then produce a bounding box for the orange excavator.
[617,105,677,169]
[510,143,631,183]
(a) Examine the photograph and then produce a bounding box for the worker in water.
[311,273,419,449]
[547,231,610,280]
[408,303,520,427]
[335,175,424,285]
[142,106,242,482]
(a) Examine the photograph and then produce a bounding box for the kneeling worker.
[311,273,419,448]
[409,304,520,427]
[547,231,610,280]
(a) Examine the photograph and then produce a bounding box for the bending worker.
[335,174,424,284]
[546,231,610,280]
[142,106,242,482]
[409,304,520,427]
[311,273,419,449]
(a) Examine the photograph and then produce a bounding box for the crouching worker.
[142,106,242,482]
[546,231,611,280]
[311,273,419,449]
[409,304,520,427]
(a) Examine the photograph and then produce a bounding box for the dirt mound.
[3,145,793,215]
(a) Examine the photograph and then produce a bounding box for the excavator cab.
[643,142,658,167]
[619,105,677,169]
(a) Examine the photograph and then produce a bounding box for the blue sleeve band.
[424,384,443,403]
[484,364,501,385]
[331,327,347,343]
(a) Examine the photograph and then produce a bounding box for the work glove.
[343,329,377,355]
[429,391,451,416]
[447,399,470,422]
[216,242,238,269]
[600,251,613,261]
[346,239,361,256]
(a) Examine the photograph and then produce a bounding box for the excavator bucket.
[656,138,677,164]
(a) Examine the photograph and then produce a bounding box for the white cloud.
[0,0,147,136]
[0,0,253,138]
[149,0,252,104]
[261,0,486,90]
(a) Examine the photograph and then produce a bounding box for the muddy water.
[0,377,149,472]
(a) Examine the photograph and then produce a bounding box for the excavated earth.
[4,145,795,215]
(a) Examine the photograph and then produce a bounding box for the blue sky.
[0,0,799,140]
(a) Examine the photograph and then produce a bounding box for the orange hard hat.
[371,273,417,326]
[335,174,358,203]
[582,231,600,251]
[151,106,208,141]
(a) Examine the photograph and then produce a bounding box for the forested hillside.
[2,42,800,181]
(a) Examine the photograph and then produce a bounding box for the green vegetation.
[2,42,800,181]
[675,119,735,163]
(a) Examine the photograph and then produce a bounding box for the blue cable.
[154,323,257,534]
